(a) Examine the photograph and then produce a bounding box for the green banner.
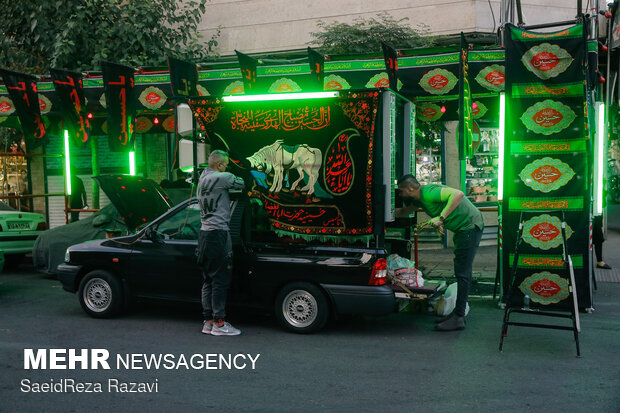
[511,25,584,41]
[511,82,584,98]
[509,254,583,269]
[510,139,587,154]
[508,197,584,211]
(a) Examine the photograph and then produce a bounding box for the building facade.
[197,0,582,56]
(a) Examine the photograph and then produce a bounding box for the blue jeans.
[453,227,483,317]
[199,230,233,320]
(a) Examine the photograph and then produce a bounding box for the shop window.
[0,153,28,210]
[466,128,499,205]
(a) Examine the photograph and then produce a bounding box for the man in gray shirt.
[196,150,245,336]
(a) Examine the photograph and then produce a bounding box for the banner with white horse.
[189,90,381,241]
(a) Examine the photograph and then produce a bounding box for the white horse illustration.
[247,140,322,195]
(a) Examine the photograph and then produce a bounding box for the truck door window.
[156,202,201,240]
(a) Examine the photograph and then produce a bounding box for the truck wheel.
[78,270,123,318]
[275,282,329,333]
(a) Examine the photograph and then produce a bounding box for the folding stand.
[499,211,581,357]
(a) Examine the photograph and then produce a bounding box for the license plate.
[7,222,31,230]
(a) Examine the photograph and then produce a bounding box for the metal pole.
[192,116,198,186]
[500,0,506,26]
[606,3,612,109]
[504,0,512,25]
[516,0,524,26]
[591,0,599,40]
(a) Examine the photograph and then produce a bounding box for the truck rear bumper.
[321,284,396,316]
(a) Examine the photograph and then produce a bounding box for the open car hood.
[93,175,173,230]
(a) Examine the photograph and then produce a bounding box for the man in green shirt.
[396,175,484,331]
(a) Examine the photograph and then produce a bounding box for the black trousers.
[593,215,604,262]
[453,227,484,317]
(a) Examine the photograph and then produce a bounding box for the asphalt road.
[1,263,620,413]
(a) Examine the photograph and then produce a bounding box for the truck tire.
[275,282,329,333]
[78,270,123,318]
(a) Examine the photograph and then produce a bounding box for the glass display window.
[465,128,499,205]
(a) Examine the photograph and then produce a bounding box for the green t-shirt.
[412,184,483,232]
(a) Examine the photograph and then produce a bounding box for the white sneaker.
[201,321,212,335]
[211,321,241,336]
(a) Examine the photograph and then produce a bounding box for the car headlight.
[64,248,71,263]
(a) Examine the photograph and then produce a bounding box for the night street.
[1,244,619,412]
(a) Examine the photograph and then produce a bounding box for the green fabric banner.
[503,23,591,309]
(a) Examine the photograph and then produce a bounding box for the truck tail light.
[369,258,387,286]
[36,222,47,231]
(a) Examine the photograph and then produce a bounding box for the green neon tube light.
[595,102,605,215]
[410,106,416,175]
[498,93,505,201]
[64,129,72,196]
[221,91,339,103]
[129,151,136,176]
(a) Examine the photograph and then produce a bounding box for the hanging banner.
[398,51,460,99]
[0,68,46,148]
[611,0,620,49]
[458,33,473,160]
[167,56,198,98]
[101,61,135,152]
[235,51,258,94]
[503,23,591,309]
[188,90,381,241]
[307,47,325,91]
[381,42,398,91]
[469,49,505,94]
[50,68,89,146]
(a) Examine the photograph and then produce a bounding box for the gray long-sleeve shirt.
[196,168,244,231]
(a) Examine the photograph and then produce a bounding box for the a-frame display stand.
[499,211,581,356]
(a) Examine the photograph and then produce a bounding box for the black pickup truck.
[56,175,397,333]
[57,90,436,333]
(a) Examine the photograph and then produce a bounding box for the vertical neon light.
[64,129,72,195]
[594,102,605,215]
[389,94,396,214]
[129,151,136,176]
[498,93,505,201]
[410,105,416,176]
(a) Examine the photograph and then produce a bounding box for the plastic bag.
[436,282,469,316]
[387,254,424,288]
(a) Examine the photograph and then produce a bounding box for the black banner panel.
[188,90,382,242]
[503,24,592,309]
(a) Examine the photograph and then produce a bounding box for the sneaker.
[435,314,466,331]
[201,321,213,335]
[435,312,467,324]
[211,321,241,336]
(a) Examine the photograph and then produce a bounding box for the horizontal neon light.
[222,92,339,102]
